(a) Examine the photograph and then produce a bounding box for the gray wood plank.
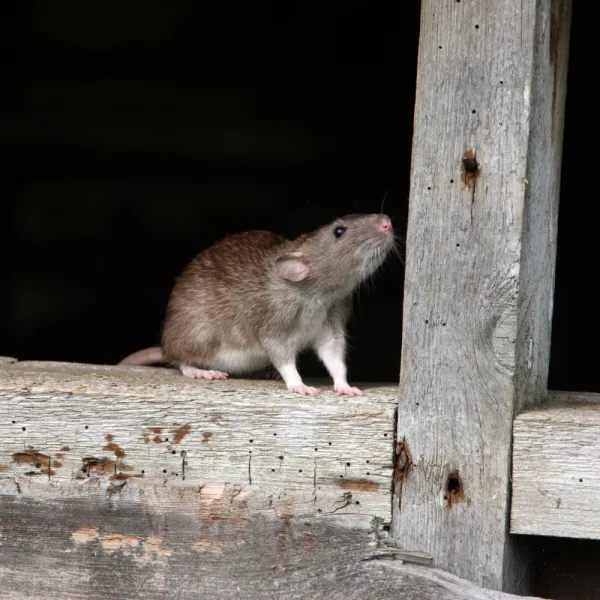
[0,360,397,523]
[392,0,571,593]
[0,478,544,600]
[511,391,600,539]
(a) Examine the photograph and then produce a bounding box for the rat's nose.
[376,215,393,234]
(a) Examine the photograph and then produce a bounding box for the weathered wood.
[511,391,600,539]
[0,478,545,600]
[393,0,571,593]
[0,360,397,522]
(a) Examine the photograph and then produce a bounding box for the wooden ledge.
[0,359,398,523]
[511,391,600,539]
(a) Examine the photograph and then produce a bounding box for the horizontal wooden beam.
[0,477,544,600]
[0,360,397,523]
[0,360,548,599]
[511,391,600,540]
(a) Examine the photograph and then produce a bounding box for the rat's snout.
[376,215,393,234]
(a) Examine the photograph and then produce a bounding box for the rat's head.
[275,214,395,293]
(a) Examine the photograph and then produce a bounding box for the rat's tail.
[119,346,165,366]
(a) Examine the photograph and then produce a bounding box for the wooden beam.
[0,360,397,523]
[393,0,571,593]
[0,361,548,599]
[511,391,600,539]
[0,477,545,600]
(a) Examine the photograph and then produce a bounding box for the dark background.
[3,0,412,383]
[0,0,596,391]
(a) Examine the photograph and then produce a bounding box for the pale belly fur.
[202,348,271,374]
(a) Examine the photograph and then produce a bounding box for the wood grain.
[511,391,600,539]
[0,360,397,522]
[393,0,571,593]
[0,478,545,600]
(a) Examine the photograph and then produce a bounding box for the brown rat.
[119,213,395,395]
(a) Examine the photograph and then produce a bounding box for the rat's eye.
[333,226,346,238]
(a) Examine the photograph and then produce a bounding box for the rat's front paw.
[288,385,320,396]
[334,384,363,397]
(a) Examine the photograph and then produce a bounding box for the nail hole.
[272,469,276,472]
[475,24,479,29]
[249,439,253,443]
[366,460,370,464]
[328,442,332,446]
[500,80,504,84]
[442,322,446,326]
[355,501,360,505]
[450,179,454,183]
[456,243,460,247]
[366,472,371,475]
[299,469,303,472]
[425,319,429,324]
[11,420,15,424]
[317,509,322,513]
[249,450,252,454]
[22,427,26,431]
[346,462,351,467]
[314,448,318,451]
[472,109,476,114]
[438,46,442,49]
[427,186,431,190]
[340,475,344,478]
[579,478,583,482]
[171,450,176,454]
[163,470,167,473]
[85,426,89,429]
[181,451,187,457]
[141,470,145,474]
[416,402,420,406]
[165,438,169,442]
[384,433,388,437]
[273,433,277,436]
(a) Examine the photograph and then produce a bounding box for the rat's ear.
[275,252,309,282]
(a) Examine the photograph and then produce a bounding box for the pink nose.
[377,215,393,233]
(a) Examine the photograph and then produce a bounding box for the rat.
[119,213,395,396]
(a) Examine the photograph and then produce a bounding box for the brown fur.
[120,214,394,383]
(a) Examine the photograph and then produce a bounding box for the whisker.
[380,188,390,214]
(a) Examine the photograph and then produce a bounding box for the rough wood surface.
[0,360,397,522]
[0,478,545,600]
[393,0,571,593]
[511,391,600,540]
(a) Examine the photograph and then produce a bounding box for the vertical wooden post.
[392,0,571,593]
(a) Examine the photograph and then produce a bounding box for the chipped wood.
[0,360,397,522]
